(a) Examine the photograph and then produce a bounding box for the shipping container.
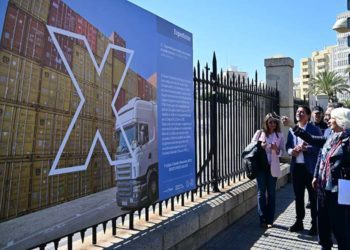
[96,31,112,65]
[95,59,112,92]
[72,44,95,84]
[75,15,97,55]
[137,74,152,101]
[43,31,73,74]
[65,163,80,200]
[112,57,126,87]
[52,113,70,154]
[66,117,82,154]
[1,5,28,55]
[34,111,54,155]
[40,67,71,112]
[31,159,50,209]
[81,82,95,117]
[48,0,77,32]
[1,4,46,62]
[70,87,80,113]
[10,0,31,13]
[11,106,36,156]
[22,14,46,62]
[1,161,31,219]
[123,69,138,97]
[17,58,41,105]
[0,103,16,156]
[81,118,94,154]
[30,0,50,23]
[11,0,50,22]
[113,86,126,112]
[95,121,114,155]
[0,51,22,102]
[102,90,113,121]
[0,162,6,218]
[109,31,126,63]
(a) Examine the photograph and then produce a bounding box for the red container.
[75,15,97,54]
[1,4,45,62]
[1,5,28,55]
[113,87,126,112]
[22,15,46,62]
[109,32,126,63]
[137,75,152,101]
[43,31,73,74]
[48,0,77,32]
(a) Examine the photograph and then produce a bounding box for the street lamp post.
[332,2,350,102]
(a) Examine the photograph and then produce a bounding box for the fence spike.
[112,218,117,236]
[121,214,125,225]
[54,239,60,250]
[80,229,86,243]
[255,70,258,84]
[103,221,107,233]
[138,209,142,219]
[212,52,217,80]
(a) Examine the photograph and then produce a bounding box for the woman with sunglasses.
[251,113,285,228]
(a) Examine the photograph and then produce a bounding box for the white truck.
[114,97,158,209]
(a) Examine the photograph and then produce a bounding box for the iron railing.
[32,53,279,249]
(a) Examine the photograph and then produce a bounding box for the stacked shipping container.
[0,0,156,221]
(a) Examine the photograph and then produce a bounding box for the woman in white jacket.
[252,113,285,228]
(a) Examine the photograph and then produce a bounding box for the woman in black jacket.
[282,107,350,250]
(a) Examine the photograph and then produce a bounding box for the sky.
[0,0,345,81]
[127,0,345,81]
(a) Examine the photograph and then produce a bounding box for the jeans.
[292,163,317,227]
[318,190,350,250]
[256,168,277,224]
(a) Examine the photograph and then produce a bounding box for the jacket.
[252,130,285,177]
[293,127,350,189]
[286,122,322,175]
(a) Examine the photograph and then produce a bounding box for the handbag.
[241,130,269,180]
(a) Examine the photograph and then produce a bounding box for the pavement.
[200,183,338,250]
[0,187,125,250]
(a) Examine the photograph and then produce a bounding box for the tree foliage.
[308,71,349,102]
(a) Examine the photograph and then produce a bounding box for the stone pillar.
[265,57,294,159]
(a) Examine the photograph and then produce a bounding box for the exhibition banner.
[0,0,195,219]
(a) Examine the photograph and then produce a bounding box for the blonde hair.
[331,107,350,129]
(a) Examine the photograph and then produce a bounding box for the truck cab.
[114,97,158,209]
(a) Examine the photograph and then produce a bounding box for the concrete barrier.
[109,164,290,250]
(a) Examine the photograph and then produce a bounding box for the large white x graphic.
[47,25,136,176]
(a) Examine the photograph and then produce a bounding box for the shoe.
[306,202,311,209]
[267,224,273,229]
[308,225,317,236]
[288,221,304,232]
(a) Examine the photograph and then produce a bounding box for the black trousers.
[292,163,317,226]
[318,190,350,250]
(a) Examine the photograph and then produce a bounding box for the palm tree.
[308,71,350,103]
[343,99,350,109]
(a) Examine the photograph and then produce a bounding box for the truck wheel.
[148,173,158,202]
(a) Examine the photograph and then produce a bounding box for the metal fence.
[33,54,279,249]
[194,53,279,193]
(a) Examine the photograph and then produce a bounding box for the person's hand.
[300,142,308,151]
[312,178,318,190]
[291,148,300,157]
[271,143,278,151]
[281,116,295,127]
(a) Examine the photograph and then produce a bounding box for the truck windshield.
[116,125,137,154]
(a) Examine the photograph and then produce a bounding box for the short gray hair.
[331,107,350,129]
